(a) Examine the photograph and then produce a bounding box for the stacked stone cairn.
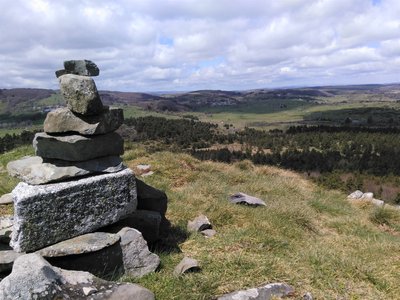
[0,60,167,299]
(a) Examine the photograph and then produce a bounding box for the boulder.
[0,253,155,300]
[7,155,125,185]
[217,282,295,300]
[59,74,103,115]
[136,178,168,216]
[43,107,123,135]
[173,257,200,276]
[362,192,374,201]
[117,227,160,278]
[104,210,161,243]
[187,215,212,233]
[347,190,364,199]
[0,193,12,205]
[11,168,137,252]
[229,192,266,206]
[33,132,124,161]
[371,198,385,207]
[64,59,100,76]
[37,232,123,279]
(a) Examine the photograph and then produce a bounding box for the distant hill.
[1,83,400,115]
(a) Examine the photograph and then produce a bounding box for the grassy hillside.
[2,145,400,299]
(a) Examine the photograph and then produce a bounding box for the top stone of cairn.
[63,59,100,76]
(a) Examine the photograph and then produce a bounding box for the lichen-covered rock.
[44,107,123,135]
[7,155,125,185]
[0,253,155,300]
[33,132,124,162]
[64,59,100,76]
[11,168,137,252]
[59,74,103,115]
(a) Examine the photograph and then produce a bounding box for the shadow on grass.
[150,223,190,254]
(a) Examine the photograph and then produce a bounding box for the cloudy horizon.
[1,0,400,92]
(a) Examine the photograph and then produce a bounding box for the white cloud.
[0,0,399,91]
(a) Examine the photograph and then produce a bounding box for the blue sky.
[1,0,400,92]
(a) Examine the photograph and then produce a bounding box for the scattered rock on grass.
[173,257,201,276]
[303,292,314,300]
[217,282,295,300]
[347,190,363,199]
[229,192,266,206]
[187,215,212,232]
[0,194,12,205]
[201,229,217,238]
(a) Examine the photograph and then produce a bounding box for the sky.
[1,0,400,92]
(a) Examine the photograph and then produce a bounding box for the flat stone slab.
[8,155,125,185]
[229,192,266,206]
[217,282,295,300]
[37,232,120,257]
[64,59,100,76]
[11,168,137,252]
[33,132,124,161]
[59,74,103,115]
[44,107,123,135]
[0,250,23,273]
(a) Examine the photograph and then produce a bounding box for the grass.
[121,145,400,299]
[2,144,400,299]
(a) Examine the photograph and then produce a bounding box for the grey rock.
[64,59,100,76]
[0,250,23,273]
[37,232,120,257]
[0,217,13,230]
[117,227,160,278]
[38,232,123,280]
[103,284,155,300]
[0,193,12,205]
[187,215,212,232]
[59,74,103,115]
[0,217,13,246]
[136,178,168,216]
[229,192,266,206]
[55,69,69,78]
[303,292,314,300]
[141,171,154,177]
[347,190,364,199]
[0,253,154,300]
[33,132,124,161]
[371,198,385,207]
[8,155,125,185]
[173,257,200,276]
[44,107,123,135]
[217,282,295,300]
[11,168,137,252]
[104,210,161,243]
[201,229,217,238]
[362,192,374,201]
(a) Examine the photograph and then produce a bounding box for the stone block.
[33,132,124,161]
[11,168,137,252]
[136,179,167,215]
[7,155,125,185]
[64,59,100,76]
[44,107,123,135]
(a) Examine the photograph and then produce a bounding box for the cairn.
[7,60,136,253]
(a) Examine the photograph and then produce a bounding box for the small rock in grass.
[0,194,12,205]
[187,215,212,232]
[303,292,314,300]
[201,229,216,238]
[217,282,295,300]
[229,192,266,206]
[347,190,364,199]
[362,192,374,201]
[371,198,384,207]
[173,257,200,276]
[82,286,97,296]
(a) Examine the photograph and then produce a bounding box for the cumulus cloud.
[0,0,399,91]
